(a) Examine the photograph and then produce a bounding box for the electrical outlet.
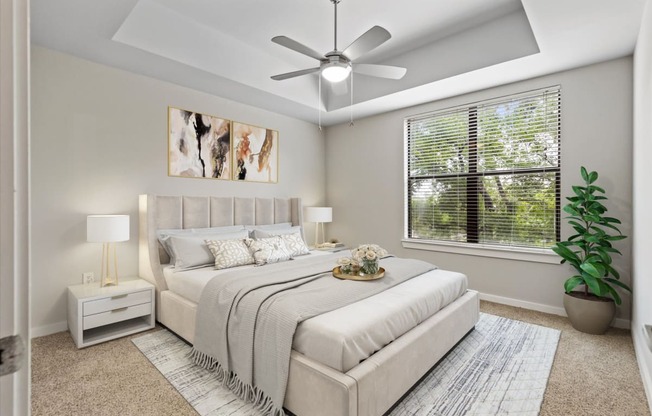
[82,272,94,284]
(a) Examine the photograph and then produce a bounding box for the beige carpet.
[32,301,650,416]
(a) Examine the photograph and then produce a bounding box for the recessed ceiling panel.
[113,0,318,107]
[327,8,539,111]
[31,0,648,126]
[114,0,537,112]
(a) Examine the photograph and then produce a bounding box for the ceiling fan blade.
[353,64,406,80]
[342,26,391,61]
[271,36,325,61]
[271,67,320,81]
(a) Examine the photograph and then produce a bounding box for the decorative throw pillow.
[245,236,293,266]
[205,238,255,270]
[279,232,310,257]
[253,230,309,257]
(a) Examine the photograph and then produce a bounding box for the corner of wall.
[633,325,652,407]
[632,0,652,410]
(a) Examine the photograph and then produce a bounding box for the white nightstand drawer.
[69,277,155,348]
[83,289,151,316]
[83,302,152,330]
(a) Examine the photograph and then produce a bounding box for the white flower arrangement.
[338,244,388,275]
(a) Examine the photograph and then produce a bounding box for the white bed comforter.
[164,252,468,372]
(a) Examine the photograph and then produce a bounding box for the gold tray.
[332,266,385,281]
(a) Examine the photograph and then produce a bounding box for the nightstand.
[67,276,155,348]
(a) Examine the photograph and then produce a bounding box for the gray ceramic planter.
[563,292,615,335]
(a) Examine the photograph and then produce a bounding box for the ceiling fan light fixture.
[321,62,351,83]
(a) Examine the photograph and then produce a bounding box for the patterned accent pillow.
[205,238,255,270]
[278,232,310,257]
[252,229,309,257]
[245,236,293,266]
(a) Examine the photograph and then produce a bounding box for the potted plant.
[552,167,631,334]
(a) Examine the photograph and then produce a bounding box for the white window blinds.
[405,86,561,249]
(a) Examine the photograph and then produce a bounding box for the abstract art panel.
[168,107,231,180]
[232,122,278,183]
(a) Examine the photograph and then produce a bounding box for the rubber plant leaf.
[564,276,584,293]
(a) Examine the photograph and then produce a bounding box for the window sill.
[401,239,561,264]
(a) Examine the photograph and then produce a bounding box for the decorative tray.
[332,266,385,281]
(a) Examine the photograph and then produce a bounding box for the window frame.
[403,86,561,261]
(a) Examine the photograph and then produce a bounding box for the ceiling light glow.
[322,62,351,82]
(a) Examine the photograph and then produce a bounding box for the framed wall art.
[168,107,231,180]
[232,121,279,183]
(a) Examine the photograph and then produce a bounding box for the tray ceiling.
[31,0,647,126]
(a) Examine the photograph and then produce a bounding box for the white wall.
[633,0,652,406]
[326,57,633,321]
[30,47,326,335]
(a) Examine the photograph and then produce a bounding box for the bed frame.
[138,194,479,416]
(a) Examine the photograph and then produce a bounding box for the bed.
[138,194,479,416]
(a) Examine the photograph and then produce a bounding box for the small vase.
[361,259,379,275]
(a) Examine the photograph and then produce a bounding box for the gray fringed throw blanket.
[191,253,436,416]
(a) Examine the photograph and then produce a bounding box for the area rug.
[132,313,560,416]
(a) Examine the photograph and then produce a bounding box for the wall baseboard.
[31,321,68,338]
[478,292,631,329]
[632,324,652,410]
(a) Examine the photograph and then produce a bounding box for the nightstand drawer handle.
[111,294,128,300]
[111,307,128,313]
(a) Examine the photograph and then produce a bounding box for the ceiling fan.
[270,0,407,84]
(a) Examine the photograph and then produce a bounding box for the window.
[405,86,561,250]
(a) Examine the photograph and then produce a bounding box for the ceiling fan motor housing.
[321,53,351,82]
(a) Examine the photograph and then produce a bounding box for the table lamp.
[304,207,332,248]
[87,214,129,287]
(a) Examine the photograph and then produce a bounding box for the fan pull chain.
[349,69,354,127]
[318,75,322,131]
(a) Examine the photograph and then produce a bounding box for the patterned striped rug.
[132,313,560,416]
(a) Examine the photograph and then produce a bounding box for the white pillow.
[252,225,302,239]
[206,238,255,270]
[244,236,293,266]
[253,229,309,257]
[168,230,249,270]
[157,225,246,263]
[244,222,292,237]
[157,228,193,264]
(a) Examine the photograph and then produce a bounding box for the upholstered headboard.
[138,194,303,311]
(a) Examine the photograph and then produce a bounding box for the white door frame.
[0,0,31,414]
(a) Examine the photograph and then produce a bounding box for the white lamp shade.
[304,207,332,223]
[87,215,130,242]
